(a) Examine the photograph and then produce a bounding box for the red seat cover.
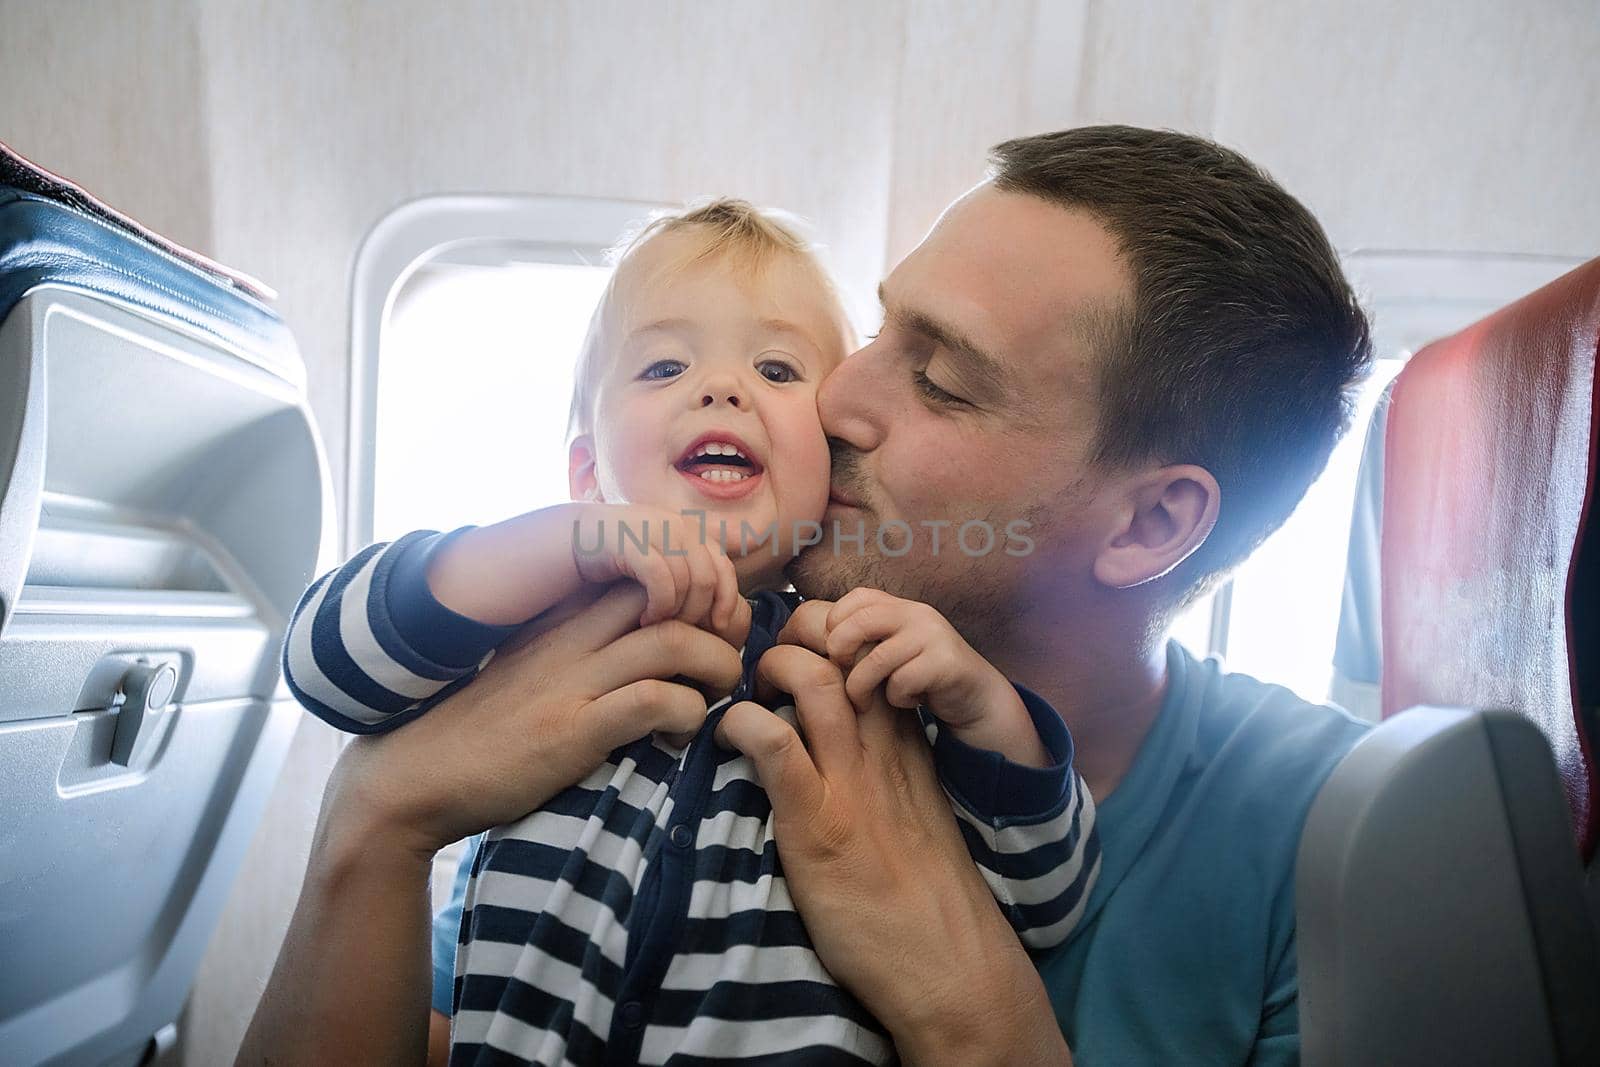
[1381,258,1600,859]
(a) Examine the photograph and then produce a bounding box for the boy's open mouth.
[675,433,766,500]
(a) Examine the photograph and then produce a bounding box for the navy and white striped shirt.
[283,529,1101,1065]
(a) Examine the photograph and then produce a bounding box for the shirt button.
[669,824,693,848]
[620,1000,645,1029]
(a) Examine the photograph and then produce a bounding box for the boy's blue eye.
[757,359,799,384]
[640,360,686,381]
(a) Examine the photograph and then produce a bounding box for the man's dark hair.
[990,125,1372,600]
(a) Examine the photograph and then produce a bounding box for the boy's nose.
[700,389,742,409]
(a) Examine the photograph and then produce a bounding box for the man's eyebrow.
[877,283,1007,394]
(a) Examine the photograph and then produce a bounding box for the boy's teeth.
[697,469,749,482]
[695,442,746,459]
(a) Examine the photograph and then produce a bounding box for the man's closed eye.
[912,370,969,407]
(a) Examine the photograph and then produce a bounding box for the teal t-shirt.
[1033,641,1370,1065]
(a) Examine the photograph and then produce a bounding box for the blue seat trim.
[0,189,294,364]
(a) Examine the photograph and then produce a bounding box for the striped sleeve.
[923,684,1102,950]
[280,527,520,734]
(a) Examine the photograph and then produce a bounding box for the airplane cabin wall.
[886,0,1600,266]
[0,1,1596,1063]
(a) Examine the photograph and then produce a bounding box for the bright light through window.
[1169,363,1404,703]
[1221,363,1404,703]
[372,261,612,544]
[1169,589,1215,660]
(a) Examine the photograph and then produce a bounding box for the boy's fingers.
[586,619,744,697]
[710,549,739,634]
[714,700,826,815]
[776,599,833,657]
[719,593,754,650]
[678,544,716,628]
[823,587,895,632]
[882,652,936,709]
[660,552,691,619]
[630,553,676,626]
[825,602,905,669]
[844,633,920,709]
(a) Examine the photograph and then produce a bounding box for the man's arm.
[237,780,435,1065]
[426,1011,451,1067]
[236,583,745,1064]
[715,604,1073,1066]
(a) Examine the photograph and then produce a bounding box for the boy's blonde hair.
[567,197,854,441]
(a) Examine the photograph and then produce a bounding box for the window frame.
[346,194,663,556]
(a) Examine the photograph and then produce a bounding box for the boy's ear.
[1093,464,1220,590]
[568,435,602,502]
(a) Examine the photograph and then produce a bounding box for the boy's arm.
[281,528,520,734]
[424,503,592,625]
[433,502,748,642]
[923,684,1102,950]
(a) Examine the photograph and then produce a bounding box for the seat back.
[0,144,333,1067]
[1299,258,1600,1066]
[1381,257,1600,857]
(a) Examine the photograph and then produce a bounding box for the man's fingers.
[502,581,641,660]
[756,645,860,779]
[714,700,826,815]
[586,619,743,697]
[855,679,917,762]
[586,679,709,753]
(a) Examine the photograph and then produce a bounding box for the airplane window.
[348,195,660,555]
[372,261,610,542]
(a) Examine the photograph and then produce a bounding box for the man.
[240,126,1372,1065]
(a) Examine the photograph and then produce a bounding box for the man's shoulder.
[1185,644,1368,754]
[1179,645,1371,824]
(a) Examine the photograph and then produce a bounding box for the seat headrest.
[1380,258,1600,858]
[0,139,275,300]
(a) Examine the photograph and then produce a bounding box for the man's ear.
[568,435,603,502]
[1093,464,1220,590]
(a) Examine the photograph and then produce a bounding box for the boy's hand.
[570,503,751,648]
[808,589,1050,767]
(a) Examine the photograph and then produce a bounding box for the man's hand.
[334,580,746,860]
[714,601,1073,1067]
[238,582,744,1067]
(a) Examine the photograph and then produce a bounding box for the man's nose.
[817,344,884,450]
